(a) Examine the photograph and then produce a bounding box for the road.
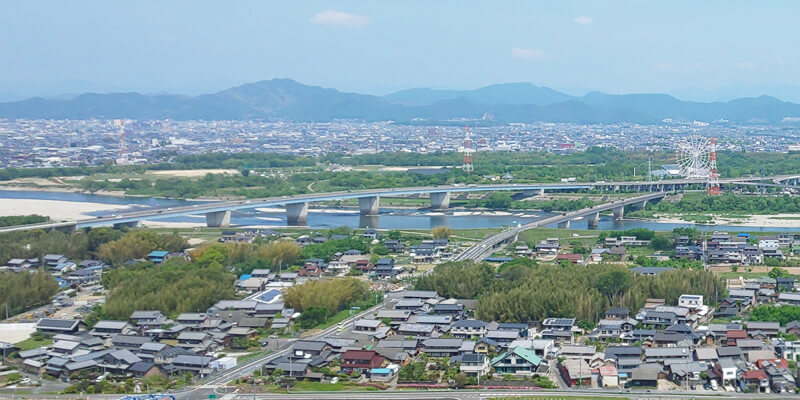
[455,192,666,261]
[171,301,388,400]
[223,388,800,400]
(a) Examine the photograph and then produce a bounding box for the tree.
[594,270,633,305]
[649,236,672,251]
[483,193,512,209]
[283,278,369,315]
[260,241,301,269]
[0,271,59,317]
[431,226,452,239]
[768,267,790,279]
[297,306,329,329]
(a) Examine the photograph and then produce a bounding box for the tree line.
[416,260,726,324]
[190,241,302,276]
[98,255,235,320]
[629,193,800,215]
[0,271,60,317]
[0,214,49,227]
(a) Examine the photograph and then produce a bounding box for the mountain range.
[1,78,799,124]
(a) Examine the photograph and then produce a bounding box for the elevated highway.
[454,192,668,262]
[0,175,797,233]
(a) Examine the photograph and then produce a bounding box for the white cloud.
[310,10,369,27]
[511,47,547,60]
[654,62,677,72]
[573,16,593,25]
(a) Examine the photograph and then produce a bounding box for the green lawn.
[237,350,271,364]
[15,337,52,351]
[716,271,769,280]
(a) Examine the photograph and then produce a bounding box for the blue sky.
[2,1,800,101]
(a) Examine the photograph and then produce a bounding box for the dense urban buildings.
[2,119,800,168]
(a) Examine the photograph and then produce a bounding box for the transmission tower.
[707,137,721,195]
[461,126,475,174]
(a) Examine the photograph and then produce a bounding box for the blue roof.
[370,368,392,374]
[148,251,169,257]
[485,257,513,262]
[258,289,281,303]
[738,233,750,237]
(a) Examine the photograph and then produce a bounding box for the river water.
[2,189,799,232]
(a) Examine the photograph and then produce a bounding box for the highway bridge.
[454,192,669,262]
[0,175,797,233]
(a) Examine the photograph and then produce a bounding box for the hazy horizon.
[3,1,800,102]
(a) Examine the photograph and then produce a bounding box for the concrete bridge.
[454,192,668,262]
[0,175,797,233]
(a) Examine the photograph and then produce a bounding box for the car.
[269,334,278,339]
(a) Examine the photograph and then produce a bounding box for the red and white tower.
[460,126,475,174]
[707,136,720,195]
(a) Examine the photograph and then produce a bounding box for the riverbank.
[0,198,128,220]
[644,213,800,228]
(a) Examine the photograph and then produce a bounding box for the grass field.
[15,336,52,351]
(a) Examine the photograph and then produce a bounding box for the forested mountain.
[2,78,800,123]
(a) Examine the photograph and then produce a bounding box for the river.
[2,189,800,232]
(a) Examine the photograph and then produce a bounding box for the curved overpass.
[454,192,668,261]
[0,175,797,233]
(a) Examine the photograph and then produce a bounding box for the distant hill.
[384,82,574,106]
[1,78,799,123]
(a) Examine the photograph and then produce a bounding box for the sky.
[2,0,800,101]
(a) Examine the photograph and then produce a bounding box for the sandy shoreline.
[647,213,800,228]
[0,198,129,221]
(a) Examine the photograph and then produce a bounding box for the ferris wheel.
[676,135,712,179]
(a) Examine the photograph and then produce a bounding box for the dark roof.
[461,353,485,363]
[129,361,156,373]
[292,340,328,352]
[605,346,643,358]
[36,318,79,330]
[606,307,630,315]
[453,319,487,328]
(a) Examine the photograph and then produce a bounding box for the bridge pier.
[285,203,309,226]
[358,196,380,216]
[586,212,600,228]
[430,192,451,210]
[613,206,624,220]
[557,220,570,229]
[205,210,231,228]
[113,221,139,229]
[52,224,78,233]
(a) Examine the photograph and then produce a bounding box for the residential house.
[459,353,490,377]
[341,350,384,373]
[491,346,542,376]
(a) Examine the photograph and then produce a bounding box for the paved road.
[226,388,800,400]
[170,301,387,400]
[455,192,666,261]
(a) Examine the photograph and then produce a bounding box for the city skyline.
[3,1,800,101]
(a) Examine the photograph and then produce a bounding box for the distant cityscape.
[3,119,800,169]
